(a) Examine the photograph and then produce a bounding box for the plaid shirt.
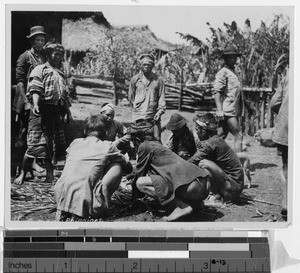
[27,62,68,104]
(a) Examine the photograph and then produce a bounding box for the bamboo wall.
[71,76,274,135]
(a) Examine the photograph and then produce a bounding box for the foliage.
[174,14,290,87]
[70,14,289,89]
[71,29,152,79]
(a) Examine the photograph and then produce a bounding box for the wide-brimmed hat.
[166,113,187,131]
[221,44,242,57]
[26,26,46,39]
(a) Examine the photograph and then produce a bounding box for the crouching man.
[188,113,244,204]
[129,122,210,221]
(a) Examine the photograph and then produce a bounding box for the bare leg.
[44,158,54,183]
[136,176,157,198]
[281,147,288,217]
[164,178,209,221]
[236,152,251,188]
[226,116,243,153]
[101,163,123,208]
[199,159,232,200]
[217,120,229,139]
[153,122,162,142]
[14,155,34,185]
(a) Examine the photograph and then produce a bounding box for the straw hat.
[26,26,46,39]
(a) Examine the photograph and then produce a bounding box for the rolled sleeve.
[213,69,227,94]
[27,66,44,96]
[157,77,166,114]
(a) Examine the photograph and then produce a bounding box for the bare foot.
[163,206,193,222]
[43,175,55,183]
[14,173,25,185]
[204,194,224,208]
[94,189,109,217]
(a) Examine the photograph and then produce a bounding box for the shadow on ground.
[250,162,278,171]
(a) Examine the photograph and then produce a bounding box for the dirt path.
[11,101,285,222]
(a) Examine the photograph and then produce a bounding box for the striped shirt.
[27,62,68,104]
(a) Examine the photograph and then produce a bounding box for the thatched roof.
[115,25,177,52]
[63,16,178,53]
[62,17,109,52]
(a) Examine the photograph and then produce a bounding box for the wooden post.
[267,93,273,128]
[260,92,266,129]
[178,68,184,111]
[254,92,260,133]
[244,91,250,135]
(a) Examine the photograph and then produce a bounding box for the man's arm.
[270,79,285,114]
[16,53,29,86]
[128,77,136,107]
[154,77,166,121]
[213,69,226,120]
[187,144,210,165]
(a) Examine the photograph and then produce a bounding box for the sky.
[97,5,292,45]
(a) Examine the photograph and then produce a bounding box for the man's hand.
[216,110,224,121]
[66,112,73,125]
[153,112,161,122]
[32,104,40,116]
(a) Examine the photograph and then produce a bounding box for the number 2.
[132,262,138,270]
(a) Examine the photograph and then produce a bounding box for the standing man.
[270,68,289,219]
[213,43,243,153]
[128,52,166,141]
[12,26,47,177]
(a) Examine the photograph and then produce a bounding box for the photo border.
[4,3,294,230]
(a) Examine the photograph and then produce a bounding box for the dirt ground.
[11,101,286,222]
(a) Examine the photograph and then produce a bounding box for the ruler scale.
[3,230,271,273]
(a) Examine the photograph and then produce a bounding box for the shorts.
[26,145,48,159]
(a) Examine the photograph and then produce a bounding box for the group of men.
[11,25,288,221]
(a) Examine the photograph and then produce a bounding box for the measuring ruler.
[3,230,271,273]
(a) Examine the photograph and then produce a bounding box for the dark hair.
[172,125,196,156]
[84,114,106,138]
[128,122,154,142]
[43,43,65,59]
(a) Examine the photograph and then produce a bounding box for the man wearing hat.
[165,113,196,160]
[128,52,166,141]
[213,43,244,153]
[12,26,47,178]
[15,26,47,113]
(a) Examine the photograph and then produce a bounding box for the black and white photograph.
[6,4,293,227]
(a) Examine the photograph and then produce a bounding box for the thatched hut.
[115,25,178,59]
[62,18,178,74]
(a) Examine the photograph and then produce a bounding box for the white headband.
[100,103,115,113]
[195,120,208,128]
